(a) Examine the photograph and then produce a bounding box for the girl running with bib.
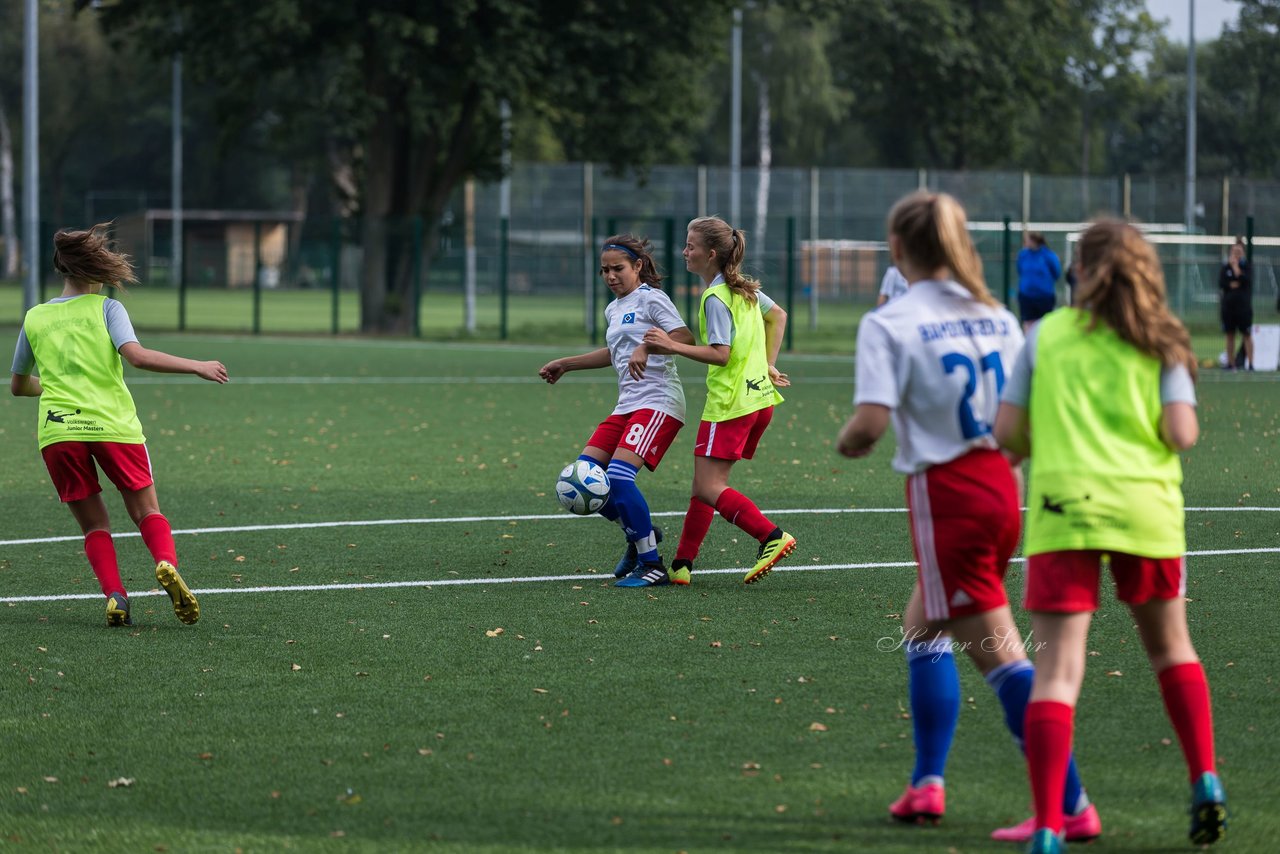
[643,215,795,586]
[995,220,1226,853]
[10,224,228,627]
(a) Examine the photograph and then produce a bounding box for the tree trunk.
[0,102,17,278]
[358,102,413,334]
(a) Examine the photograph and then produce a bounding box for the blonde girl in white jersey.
[539,234,695,587]
[836,192,1099,843]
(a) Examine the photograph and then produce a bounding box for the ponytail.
[688,216,761,303]
[887,191,996,307]
[52,223,137,291]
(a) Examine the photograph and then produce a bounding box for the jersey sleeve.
[103,299,139,351]
[853,312,900,408]
[10,327,34,375]
[704,294,734,345]
[756,290,776,314]
[1160,363,1196,405]
[1000,320,1036,407]
[648,290,688,333]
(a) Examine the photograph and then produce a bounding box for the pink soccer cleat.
[889,782,945,825]
[991,803,1102,843]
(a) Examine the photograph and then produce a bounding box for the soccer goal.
[1064,231,1280,327]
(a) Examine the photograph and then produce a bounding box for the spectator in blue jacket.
[1017,231,1061,331]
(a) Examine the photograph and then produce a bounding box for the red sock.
[675,498,716,563]
[139,513,178,567]
[1157,661,1217,780]
[1025,700,1075,835]
[714,488,776,541]
[84,530,125,596]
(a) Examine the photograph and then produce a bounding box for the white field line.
[1,505,1276,548]
[1,548,1276,605]
[124,375,856,385]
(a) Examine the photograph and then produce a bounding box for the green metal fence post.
[1002,215,1012,306]
[1246,215,1255,267]
[252,219,263,334]
[330,218,341,334]
[663,216,675,294]
[177,221,187,332]
[785,217,795,353]
[499,216,510,340]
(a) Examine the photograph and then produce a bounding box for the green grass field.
[3,279,1255,358]
[0,332,1276,852]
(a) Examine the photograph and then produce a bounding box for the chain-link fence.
[4,165,1279,347]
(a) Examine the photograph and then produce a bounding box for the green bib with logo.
[22,294,144,449]
[1024,309,1184,557]
[697,283,783,421]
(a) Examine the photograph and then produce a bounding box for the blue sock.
[604,459,658,562]
[907,637,960,787]
[580,455,621,523]
[986,659,1089,815]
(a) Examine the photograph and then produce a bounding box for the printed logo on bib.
[44,407,105,434]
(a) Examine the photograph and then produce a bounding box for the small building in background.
[114,209,304,287]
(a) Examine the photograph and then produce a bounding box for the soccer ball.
[555,460,610,515]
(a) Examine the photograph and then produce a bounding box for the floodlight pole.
[22,0,39,311]
[172,41,184,286]
[1183,0,1196,233]
[730,7,742,226]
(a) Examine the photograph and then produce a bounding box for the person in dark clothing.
[1219,240,1253,371]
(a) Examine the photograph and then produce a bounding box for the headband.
[603,243,639,260]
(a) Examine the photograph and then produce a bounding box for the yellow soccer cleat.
[105,592,132,627]
[744,531,796,584]
[156,561,200,625]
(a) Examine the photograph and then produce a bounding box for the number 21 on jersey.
[941,351,1005,440]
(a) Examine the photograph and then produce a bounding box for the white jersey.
[855,279,1023,474]
[878,266,909,303]
[605,284,688,421]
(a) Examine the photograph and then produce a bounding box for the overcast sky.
[1146,0,1240,42]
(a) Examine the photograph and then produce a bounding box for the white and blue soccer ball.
[555,460,610,515]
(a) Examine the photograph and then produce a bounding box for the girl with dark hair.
[836,192,1099,844]
[1017,231,1062,331]
[642,215,795,585]
[995,220,1225,853]
[539,234,694,587]
[10,224,228,626]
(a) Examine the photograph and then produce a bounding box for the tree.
[97,0,736,333]
[1201,0,1280,177]
[828,0,1079,170]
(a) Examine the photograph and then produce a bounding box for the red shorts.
[693,406,774,461]
[907,448,1021,622]
[41,441,154,503]
[586,409,683,471]
[1025,550,1186,612]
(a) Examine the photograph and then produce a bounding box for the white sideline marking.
[125,374,858,386]
[1,505,1275,547]
[0,548,1274,605]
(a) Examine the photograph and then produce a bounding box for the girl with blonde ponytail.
[642,215,796,586]
[837,192,1101,845]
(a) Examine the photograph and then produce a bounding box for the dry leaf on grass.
[107,777,134,788]
[809,722,828,732]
